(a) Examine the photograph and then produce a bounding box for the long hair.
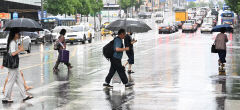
[7,29,20,52]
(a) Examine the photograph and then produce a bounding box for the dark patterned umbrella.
[3,18,43,32]
[106,18,152,33]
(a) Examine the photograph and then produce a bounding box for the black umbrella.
[3,18,43,32]
[106,18,152,33]
[211,24,233,32]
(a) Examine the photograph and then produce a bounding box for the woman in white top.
[2,29,33,103]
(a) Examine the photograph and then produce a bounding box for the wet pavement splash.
[0,23,240,110]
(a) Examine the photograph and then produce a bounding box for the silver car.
[0,31,31,53]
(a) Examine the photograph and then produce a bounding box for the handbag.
[211,43,218,53]
[2,52,19,69]
[59,49,69,63]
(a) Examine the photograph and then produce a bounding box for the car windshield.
[72,26,84,32]
[156,14,163,17]
[184,23,192,25]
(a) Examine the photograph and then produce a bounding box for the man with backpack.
[103,29,134,88]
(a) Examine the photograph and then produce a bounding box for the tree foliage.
[186,2,196,9]
[225,0,240,14]
[44,0,103,16]
[118,0,138,13]
[88,0,104,15]
[44,0,78,15]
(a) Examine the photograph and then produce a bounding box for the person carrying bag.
[2,29,33,103]
[53,29,72,72]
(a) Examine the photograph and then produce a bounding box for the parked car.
[0,31,31,53]
[37,29,53,43]
[155,13,164,23]
[201,23,213,33]
[159,24,174,34]
[22,32,39,44]
[182,22,197,33]
[67,25,92,44]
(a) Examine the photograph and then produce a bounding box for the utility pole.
[41,0,43,20]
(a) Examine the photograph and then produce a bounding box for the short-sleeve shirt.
[9,40,18,54]
[113,37,123,59]
[124,34,133,51]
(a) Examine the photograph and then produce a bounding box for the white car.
[52,26,73,41]
[0,31,31,53]
[66,25,93,44]
[201,23,213,33]
[155,13,164,23]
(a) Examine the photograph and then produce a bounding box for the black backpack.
[103,38,117,60]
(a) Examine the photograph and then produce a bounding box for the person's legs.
[124,61,129,67]
[64,62,72,69]
[20,70,33,91]
[3,73,9,93]
[113,58,128,84]
[15,69,27,99]
[127,51,134,73]
[3,69,18,101]
[105,59,116,84]
[53,58,60,71]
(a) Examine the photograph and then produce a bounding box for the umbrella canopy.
[3,18,43,32]
[52,26,73,33]
[211,24,233,32]
[105,18,152,33]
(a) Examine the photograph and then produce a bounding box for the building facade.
[0,0,41,20]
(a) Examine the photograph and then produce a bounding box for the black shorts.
[126,51,134,64]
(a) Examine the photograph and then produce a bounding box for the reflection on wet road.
[0,27,240,110]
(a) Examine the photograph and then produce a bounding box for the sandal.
[2,100,13,103]
[23,95,33,101]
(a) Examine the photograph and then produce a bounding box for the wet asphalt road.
[0,16,240,109]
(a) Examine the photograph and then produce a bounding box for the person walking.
[2,29,33,103]
[124,32,137,74]
[214,28,228,68]
[1,68,33,93]
[53,29,72,72]
[103,29,134,88]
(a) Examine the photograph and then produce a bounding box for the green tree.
[186,2,196,9]
[118,0,137,14]
[225,0,240,14]
[44,0,78,15]
[88,0,103,31]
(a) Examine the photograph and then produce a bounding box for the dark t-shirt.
[124,34,133,51]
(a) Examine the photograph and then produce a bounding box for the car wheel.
[70,42,73,45]
[82,35,86,44]
[35,40,38,44]
[26,44,31,53]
